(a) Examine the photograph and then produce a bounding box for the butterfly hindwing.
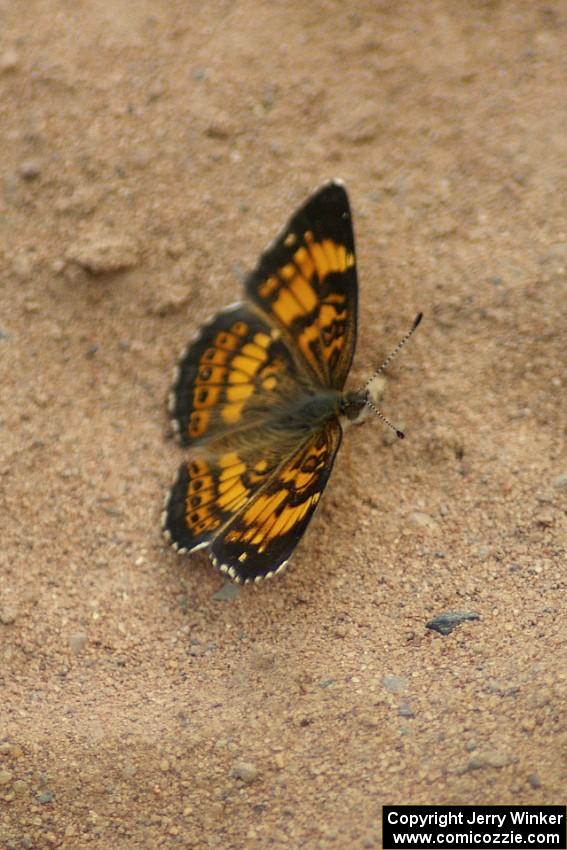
[163,447,281,555]
[209,421,342,583]
[245,181,358,390]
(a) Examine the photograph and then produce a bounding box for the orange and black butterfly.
[162,181,421,584]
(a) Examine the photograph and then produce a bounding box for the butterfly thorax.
[269,390,343,435]
[270,387,369,435]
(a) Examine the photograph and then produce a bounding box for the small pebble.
[23,299,40,314]
[250,646,276,672]
[68,632,88,654]
[0,769,13,785]
[13,779,28,795]
[231,761,258,784]
[0,49,19,72]
[67,234,139,274]
[468,748,511,770]
[382,675,409,694]
[151,282,190,316]
[357,713,380,729]
[535,508,555,528]
[0,606,17,625]
[553,473,567,490]
[527,773,541,789]
[398,704,415,718]
[212,582,240,602]
[12,254,36,280]
[426,611,480,636]
[19,160,42,180]
[541,243,567,263]
[409,511,438,530]
[205,121,231,140]
[38,790,54,803]
[54,186,100,217]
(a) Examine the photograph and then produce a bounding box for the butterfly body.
[263,389,358,434]
[163,181,373,584]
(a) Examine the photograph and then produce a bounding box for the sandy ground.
[1,1,566,848]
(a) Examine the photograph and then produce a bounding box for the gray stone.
[382,676,409,694]
[426,611,480,636]
[231,761,258,783]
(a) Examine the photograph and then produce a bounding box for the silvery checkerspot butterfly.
[162,181,421,584]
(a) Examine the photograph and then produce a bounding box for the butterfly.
[162,180,421,584]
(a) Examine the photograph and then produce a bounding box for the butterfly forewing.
[245,181,358,390]
[169,303,303,448]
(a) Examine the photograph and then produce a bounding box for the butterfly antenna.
[365,399,405,440]
[361,313,423,440]
[362,313,423,390]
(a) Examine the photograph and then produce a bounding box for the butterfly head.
[340,389,372,424]
[342,312,423,438]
